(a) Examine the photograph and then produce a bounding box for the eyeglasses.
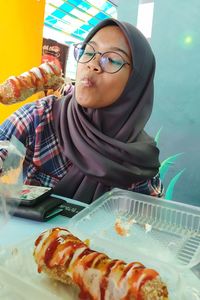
[74,42,131,74]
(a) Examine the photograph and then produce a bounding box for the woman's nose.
[87,55,102,73]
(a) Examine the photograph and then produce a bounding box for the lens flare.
[184,35,193,45]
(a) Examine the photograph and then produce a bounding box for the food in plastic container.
[68,188,200,270]
[34,227,169,300]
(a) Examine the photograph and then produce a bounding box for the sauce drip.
[120,262,145,281]
[38,67,48,84]
[100,259,118,300]
[9,79,20,98]
[35,234,43,247]
[44,237,63,267]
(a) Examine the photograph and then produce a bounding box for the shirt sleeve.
[0,103,35,141]
[0,103,33,171]
[0,98,50,164]
[128,173,164,198]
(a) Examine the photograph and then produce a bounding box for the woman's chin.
[76,95,97,108]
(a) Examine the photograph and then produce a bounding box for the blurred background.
[0,0,199,206]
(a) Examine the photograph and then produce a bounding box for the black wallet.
[10,196,65,222]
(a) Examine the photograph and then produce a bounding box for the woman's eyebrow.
[110,47,130,58]
[89,40,130,59]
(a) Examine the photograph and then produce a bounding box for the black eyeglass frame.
[73,42,131,74]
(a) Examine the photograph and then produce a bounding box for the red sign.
[42,38,69,75]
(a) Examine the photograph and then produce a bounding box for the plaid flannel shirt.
[0,96,163,198]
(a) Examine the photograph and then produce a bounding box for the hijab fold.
[52,18,160,203]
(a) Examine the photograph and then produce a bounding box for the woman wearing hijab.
[0,18,163,203]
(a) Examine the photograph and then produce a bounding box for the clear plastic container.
[0,239,79,300]
[0,188,199,299]
[67,188,200,299]
[0,136,26,229]
[68,188,200,269]
[0,236,199,300]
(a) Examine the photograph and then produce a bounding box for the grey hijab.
[52,18,160,203]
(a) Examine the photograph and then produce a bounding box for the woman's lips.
[80,77,95,87]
